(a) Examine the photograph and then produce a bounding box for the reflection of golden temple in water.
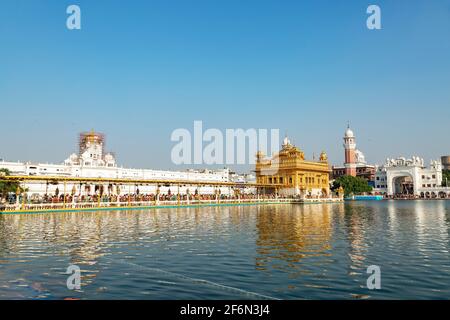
[0,202,379,292]
[0,205,346,271]
[1,201,449,300]
[254,204,341,271]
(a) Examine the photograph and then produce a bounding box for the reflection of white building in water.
[374,156,450,198]
[0,131,231,196]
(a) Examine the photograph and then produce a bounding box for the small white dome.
[282,136,291,146]
[345,128,354,138]
[355,149,366,164]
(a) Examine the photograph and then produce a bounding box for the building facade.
[255,136,331,197]
[0,131,231,196]
[332,126,375,183]
[374,156,450,198]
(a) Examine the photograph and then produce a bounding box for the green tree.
[331,175,373,197]
[442,170,450,187]
[0,168,21,201]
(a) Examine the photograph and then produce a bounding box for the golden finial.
[320,151,328,162]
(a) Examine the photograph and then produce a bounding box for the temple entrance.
[393,176,414,195]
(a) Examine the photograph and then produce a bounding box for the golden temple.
[255,136,331,197]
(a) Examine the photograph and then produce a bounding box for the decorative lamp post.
[15,186,21,210]
[71,186,77,207]
[156,186,160,205]
[62,181,67,208]
[116,184,121,206]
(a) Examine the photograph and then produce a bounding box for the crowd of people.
[1,188,341,211]
[387,194,419,200]
[387,192,448,200]
[6,192,281,205]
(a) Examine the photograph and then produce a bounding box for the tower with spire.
[332,124,376,182]
[343,124,357,176]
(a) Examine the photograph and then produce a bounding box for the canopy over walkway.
[0,175,283,188]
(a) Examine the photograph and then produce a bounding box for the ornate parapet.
[384,156,424,168]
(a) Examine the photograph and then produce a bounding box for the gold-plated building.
[255,137,331,197]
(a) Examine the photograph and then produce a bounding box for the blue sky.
[1,0,449,172]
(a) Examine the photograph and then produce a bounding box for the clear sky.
[1,0,449,172]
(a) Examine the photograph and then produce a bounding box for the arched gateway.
[376,156,448,197]
[392,175,414,195]
[386,170,420,196]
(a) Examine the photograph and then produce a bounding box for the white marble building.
[0,132,232,197]
[374,156,450,198]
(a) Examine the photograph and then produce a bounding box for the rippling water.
[0,201,449,299]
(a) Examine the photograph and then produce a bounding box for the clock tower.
[344,125,357,176]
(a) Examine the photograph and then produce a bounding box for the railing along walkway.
[1,197,343,213]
